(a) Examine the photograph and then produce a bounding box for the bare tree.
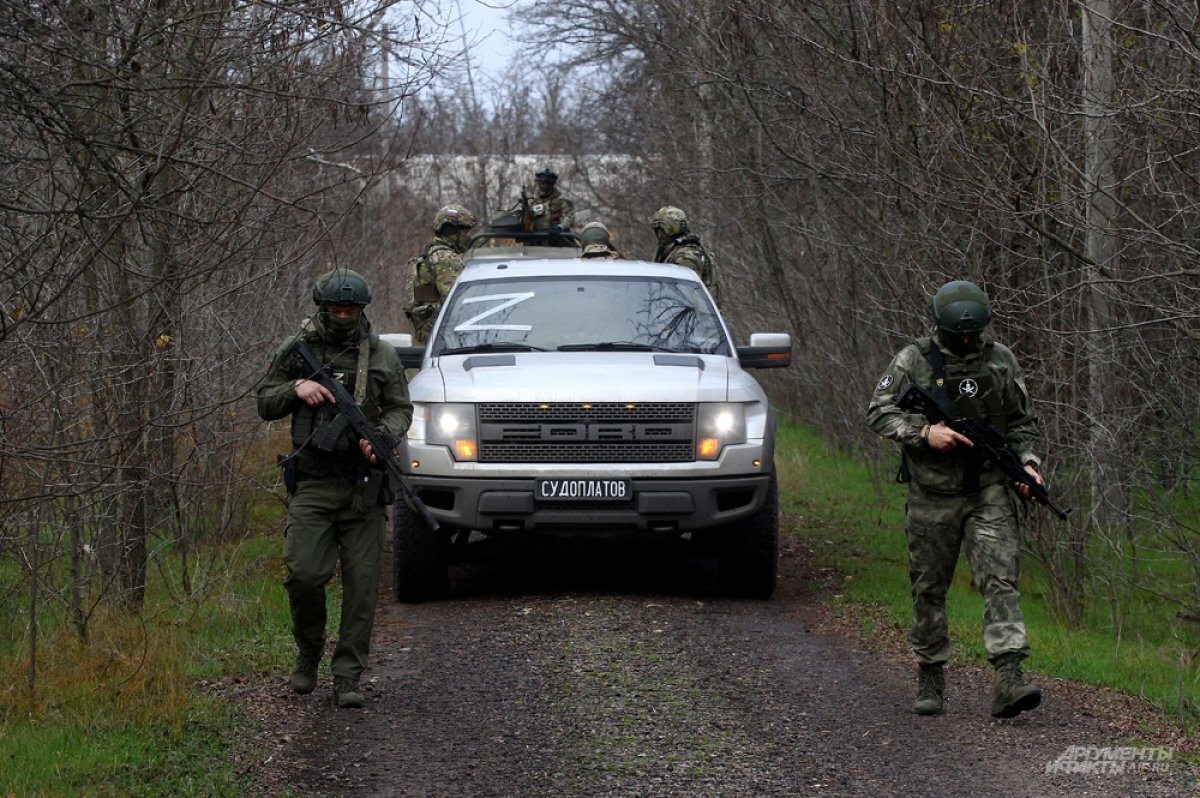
[0,0,451,690]
[519,0,1200,638]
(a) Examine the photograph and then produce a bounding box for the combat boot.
[289,652,320,695]
[334,677,365,709]
[913,663,945,716]
[991,653,1042,718]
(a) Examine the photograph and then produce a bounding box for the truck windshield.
[430,275,730,357]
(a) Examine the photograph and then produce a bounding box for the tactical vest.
[657,235,716,286]
[288,332,380,477]
[917,337,1007,432]
[407,243,447,305]
[914,336,1008,494]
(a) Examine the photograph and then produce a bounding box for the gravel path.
[248,539,1198,797]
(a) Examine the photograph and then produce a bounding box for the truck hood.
[416,352,735,403]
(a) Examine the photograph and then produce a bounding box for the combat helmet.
[312,268,371,306]
[650,206,690,238]
[535,167,558,184]
[579,222,611,247]
[432,204,477,234]
[932,280,991,333]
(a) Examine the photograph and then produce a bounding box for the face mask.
[454,229,473,252]
[322,309,361,340]
[942,330,980,356]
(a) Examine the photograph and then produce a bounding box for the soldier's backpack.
[405,245,442,304]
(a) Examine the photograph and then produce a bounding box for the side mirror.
[381,333,425,370]
[736,333,792,369]
[381,332,413,348]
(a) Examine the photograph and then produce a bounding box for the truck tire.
[392,497,450,603]
[717,472,779,599]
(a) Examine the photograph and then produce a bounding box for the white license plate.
[536,478,630,501]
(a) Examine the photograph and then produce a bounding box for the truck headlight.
[697,403,746,460]
[426,403,478,462]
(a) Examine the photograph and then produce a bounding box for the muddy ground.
[242,535,1197,797]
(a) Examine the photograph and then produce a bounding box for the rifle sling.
[353,336,370,405]
[926,340,982,496]
[926,340,951,408]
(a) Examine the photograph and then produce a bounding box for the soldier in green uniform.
[578,222,623,260]
[650,205,719,303]
[257,268,413,709]
[866,280,1044,718]
[529,168,575,233]
[404,205,477,344]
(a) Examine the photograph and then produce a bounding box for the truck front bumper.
[405,474,773,534]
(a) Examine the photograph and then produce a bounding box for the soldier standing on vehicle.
[578,222,623,260]
[650,206,719,303]
[257,268,413,709]
[528,167,575,234]
[866,280,1045,719]
[404,205,477,344]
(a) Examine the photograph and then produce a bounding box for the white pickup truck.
[384,258,791,601]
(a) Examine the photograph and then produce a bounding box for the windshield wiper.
[557,341,669,352]
[438,343,547,355]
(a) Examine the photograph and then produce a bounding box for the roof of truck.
[456,258,704,283]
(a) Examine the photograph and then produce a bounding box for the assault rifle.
[292,338,440,532]
[520,185,534,232]
[896,384,1072,521]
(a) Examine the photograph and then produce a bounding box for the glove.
[410,303,435,321]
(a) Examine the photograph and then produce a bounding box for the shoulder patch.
[877,374,894,391]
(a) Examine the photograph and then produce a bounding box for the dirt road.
[248,539,1197,797]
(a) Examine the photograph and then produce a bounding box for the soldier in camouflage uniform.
[650,206,719,304]
[404,205,477,344]
[578,222,623,260]
[866,280,1044,719]
[257,269,413,709]
[529,168,575,233]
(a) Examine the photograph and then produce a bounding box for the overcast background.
[458,0,521,79]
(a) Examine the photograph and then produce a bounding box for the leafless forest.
[2,1,1198,691]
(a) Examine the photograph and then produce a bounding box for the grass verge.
[776,420,1199,743]
[0,516,294,797]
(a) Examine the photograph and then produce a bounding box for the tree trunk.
[1081,1,1127,527]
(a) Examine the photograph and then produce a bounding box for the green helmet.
[932,280,991,333]
[579,222,611,246]
[312,268,371,306]
[650,206,689,237]
[432,204,477,234]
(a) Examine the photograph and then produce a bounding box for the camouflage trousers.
[284,476,386,682]
[905,481,1028,666]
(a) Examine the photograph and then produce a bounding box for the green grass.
[1,703,255,797]
[777,419,1200,726]
[3,419,1196,795]
[0,503,296,797]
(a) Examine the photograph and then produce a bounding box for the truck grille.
[477,402,696,463]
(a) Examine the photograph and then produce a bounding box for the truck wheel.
[718,473,778,599]
[393,498,450,603]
